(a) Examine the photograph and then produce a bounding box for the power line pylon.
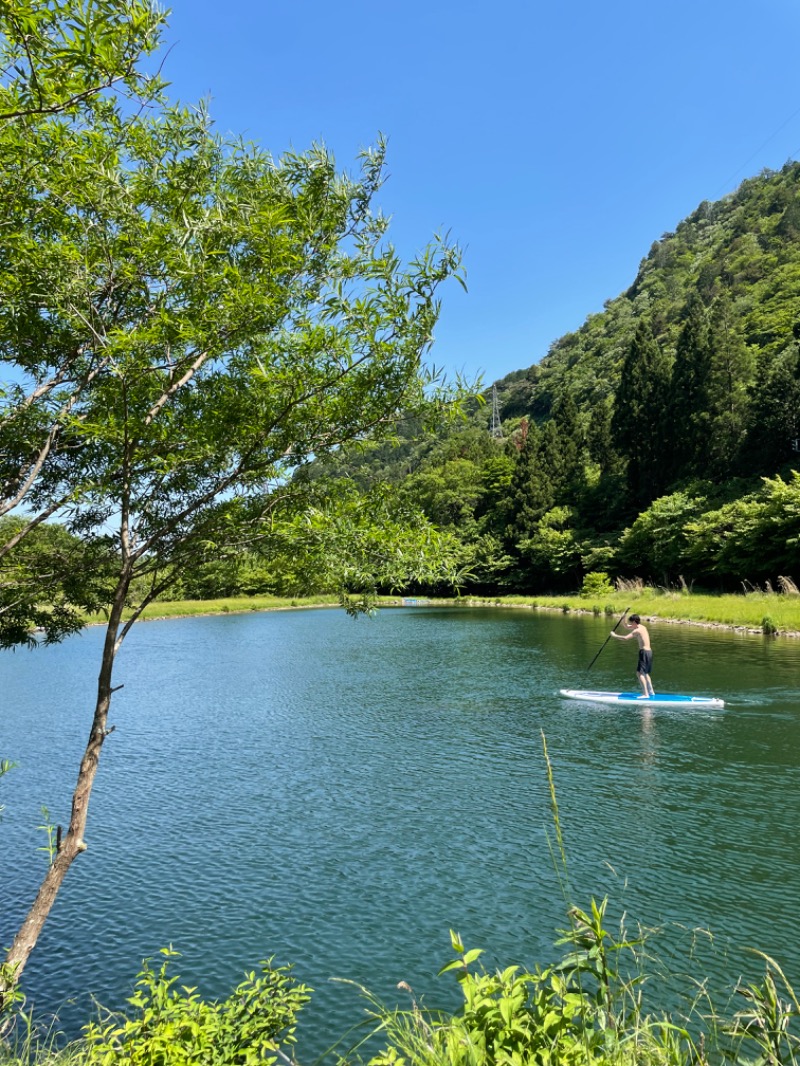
[490,384,503,440]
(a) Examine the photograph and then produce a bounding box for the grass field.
[82,593,341,626]
[133,593,341,619]
[457,590,800,634]
[90,588,800,636]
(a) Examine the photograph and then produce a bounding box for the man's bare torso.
[632,623,651,650]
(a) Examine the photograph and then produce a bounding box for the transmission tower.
[490,384,503,440]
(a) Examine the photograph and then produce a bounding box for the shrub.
[580,571,615,598]
[83,949,311,1066]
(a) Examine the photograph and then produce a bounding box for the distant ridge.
[492,160,800,423]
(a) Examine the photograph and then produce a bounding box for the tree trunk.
[2,576,130,996]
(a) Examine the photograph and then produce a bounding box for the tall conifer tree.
[666,294,712,481]
[612,319,672,506]
[550,389,584,499]
[508,422,550,543]
[746,339,800,473]
[706,291,755,477]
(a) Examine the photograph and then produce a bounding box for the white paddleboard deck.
[560,689,725,708]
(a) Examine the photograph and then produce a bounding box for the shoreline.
[453,598,800,639]
[106,593,800,639]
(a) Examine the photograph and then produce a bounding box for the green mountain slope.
[498,160,800,421]
[315,163,800,595]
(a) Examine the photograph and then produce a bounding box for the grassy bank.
[84,593,342,626]
[134,593,342,619]
[84,589,800,635]
[440,590,800,635]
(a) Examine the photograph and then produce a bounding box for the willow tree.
[0,0,166,643]
[0,0,164,122]
[1,40,463,997]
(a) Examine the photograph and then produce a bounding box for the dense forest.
[297,162,800,597]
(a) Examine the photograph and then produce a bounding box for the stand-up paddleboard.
[560,689,725,708]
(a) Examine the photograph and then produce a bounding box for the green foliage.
[0,0,469,996]
[579,544,617,576]
[746,342,800,474]
[490,590,800,632]
[254,481,465,600]
[403,458,485,532]
[617,490,710,579]
[664,295,712,481]
[6,5,800,615]
[294,157,800,594]
[360,908,689,1066]
[727,956,800,1066]
[477,454,516,537]
[0,964,23,1029]
[506,417,589,589]
[175,553,276,602]
[507,422,553,541]
[0,0,166,121]
[367,939,594,1066]
[35,806,57,866]
[579,572,614,599]
[459,533,516,589]
[0,517,114,648]
[531,162,800,409]
[82,948,311,1066]
[519,506,582,586]
[0,1,168,636]
[684,472,800,581]
[550,389,586,498]
[705,292,754,477]
[0,8,466,644]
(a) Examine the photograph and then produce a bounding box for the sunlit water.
[2,607,799,1056]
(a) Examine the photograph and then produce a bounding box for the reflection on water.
[1,607,799,1054]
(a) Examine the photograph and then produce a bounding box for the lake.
[1,606,799,1057]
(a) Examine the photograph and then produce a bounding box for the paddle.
[585,606,630,674]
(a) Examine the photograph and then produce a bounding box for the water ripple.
[1,608,799,1055]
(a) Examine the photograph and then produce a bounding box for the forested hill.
[496,159,800,425]
[318,162,800,595]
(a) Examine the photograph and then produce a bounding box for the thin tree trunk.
[2,574,130,994]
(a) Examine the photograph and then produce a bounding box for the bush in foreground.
[4,906,800,1066]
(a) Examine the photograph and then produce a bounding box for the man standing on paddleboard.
[610,614,655,698]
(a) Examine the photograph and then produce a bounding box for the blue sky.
[154,0,800,387]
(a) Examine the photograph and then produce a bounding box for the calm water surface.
[1,607,799,1055]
